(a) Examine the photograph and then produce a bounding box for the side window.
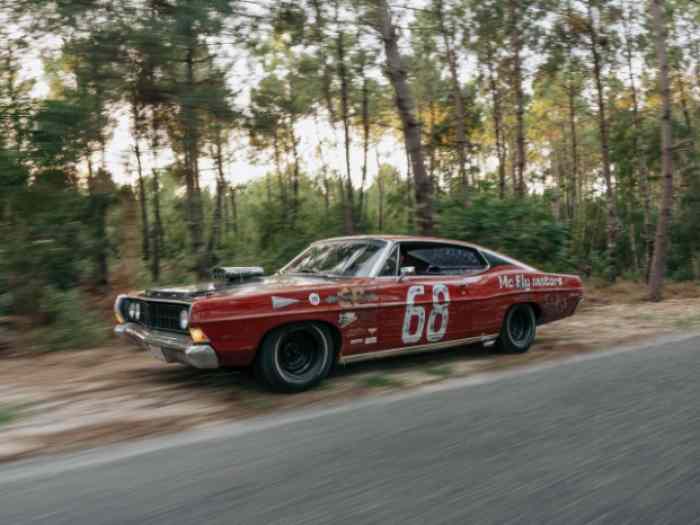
[482,250,514,269]
[402,243,487,276]
[379,246,399,277]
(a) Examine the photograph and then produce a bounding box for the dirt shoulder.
[1,281,699,463]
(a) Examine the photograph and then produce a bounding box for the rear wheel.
[255,322,335,392]
[495,304,536,353]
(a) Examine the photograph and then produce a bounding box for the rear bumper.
[114,323,220,369]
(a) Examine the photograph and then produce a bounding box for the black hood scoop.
[143,267,266,301]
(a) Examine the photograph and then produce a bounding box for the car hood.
[141,274,352,302]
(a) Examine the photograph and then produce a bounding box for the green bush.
[30,287,110,352]
[437,194,572,272]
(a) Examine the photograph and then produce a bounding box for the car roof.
[317,234,478,247]
[315,235,537,271]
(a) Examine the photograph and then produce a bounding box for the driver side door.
[375,242,482,352]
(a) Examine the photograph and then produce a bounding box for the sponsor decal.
[498,274,564,290]
[338,311,358,328]
[544,292,571,315]
[271,296,300,310]
[326,288,378,306]
[308,293,321,306]
[364,336,378,345]
[368,327,377,335]
[351,338,364,345]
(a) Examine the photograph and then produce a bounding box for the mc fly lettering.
[498,274,563,290]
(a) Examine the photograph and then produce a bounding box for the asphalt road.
[2,335,700,525]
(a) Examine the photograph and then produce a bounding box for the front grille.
[147,302,187,332]
[123,299,189,333]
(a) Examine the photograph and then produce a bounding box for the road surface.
[2,335,700,524]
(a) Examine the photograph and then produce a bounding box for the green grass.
[360,374,404,389]
[674,316,700,330]
[0,407,16,426]
[636,313,660,322]
[425,365,454,378]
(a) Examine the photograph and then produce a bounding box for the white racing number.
[427,284,449,342]
[401,284,450,344]
[401,285,426,344]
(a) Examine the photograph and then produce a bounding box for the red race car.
[115,235,583,392]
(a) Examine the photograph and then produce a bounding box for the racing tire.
[255,322,335,393]
[494,304,536,354]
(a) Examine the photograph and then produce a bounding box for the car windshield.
[282,239,388,277]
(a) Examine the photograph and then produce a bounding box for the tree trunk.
[428,100,437,187]
[509,129,518,194]
[648,0,674,302]
[222,181,230,237]
[485,46,507,199]
[229,186,239,235]
[508,0,527,196]
[435,0,469,202]
[314,114,332,214]
[206,178,223,266]
[676,72,696,193]
[206,129,227,264]
[376,150,385,231]
[149,106,162,283]
[214,125,228,245]
[337,30,355,235]
[86,166,109,288]
[566,79,579,221]
[272,126,287,212]
[359,70,370,221]
[133,141,150,261]
[623,2,653,279]
[288,119,301,223]
[677,73,693,133]
[552,157,562,222]
[182,38,205,275]
[373,0,434,235]
[629,221,641,276]
[151,169,162,283]
[588,1,619,282]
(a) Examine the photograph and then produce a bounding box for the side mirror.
[399,266,416,280]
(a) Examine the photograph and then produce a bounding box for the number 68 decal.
[402,284,450,344]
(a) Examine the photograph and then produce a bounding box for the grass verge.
[360,375,405,389]
[0,407,16,426]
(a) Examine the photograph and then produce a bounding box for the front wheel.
[495,304,536,354]
[255,322,335,392]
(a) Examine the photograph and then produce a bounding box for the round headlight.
[179,309,189,330]
[128,301,136,320]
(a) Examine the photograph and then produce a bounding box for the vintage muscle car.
[114,235,584,392]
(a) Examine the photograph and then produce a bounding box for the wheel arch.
[525,302,544,325]
[254,319,343,365]
[501,301,542,326]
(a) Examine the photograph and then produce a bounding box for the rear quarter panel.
[469,267,583,330]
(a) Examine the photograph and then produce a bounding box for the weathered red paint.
[172,236,583,367]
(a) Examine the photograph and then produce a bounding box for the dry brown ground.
[1,280,699,463]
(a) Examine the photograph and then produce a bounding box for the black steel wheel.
[256,322,335,392]
[494,304,536,354]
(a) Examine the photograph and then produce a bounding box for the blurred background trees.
[0,0,698,344]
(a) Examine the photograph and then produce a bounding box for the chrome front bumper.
[114,323,220,369]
